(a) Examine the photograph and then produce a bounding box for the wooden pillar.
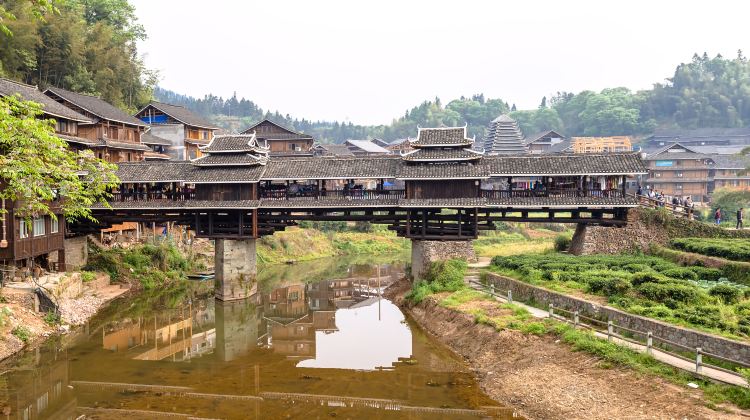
[421,210,426,238]
[238,211,244,237]
[208,212,214,236]
[507,177,513,197]
[252,209,258,238]
[621,175,627,197]
[457,209,462,238]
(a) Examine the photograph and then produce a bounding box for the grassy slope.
[256,227,409,264]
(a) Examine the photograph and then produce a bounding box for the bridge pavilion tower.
[399,126,486,278]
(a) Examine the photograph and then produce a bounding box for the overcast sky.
[131,0,749,125]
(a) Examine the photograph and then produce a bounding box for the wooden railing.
[109,192,196,201]
[480,188,624,199]
[631,193,694,219]
[260,189,406,200]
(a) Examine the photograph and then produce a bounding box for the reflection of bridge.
[72,126,647,299]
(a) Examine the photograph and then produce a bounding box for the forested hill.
[157,52,750,144]
[2,1,750,144]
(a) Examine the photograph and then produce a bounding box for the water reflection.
[1,255,517,419]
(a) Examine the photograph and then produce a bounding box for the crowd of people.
[636,185,695,219]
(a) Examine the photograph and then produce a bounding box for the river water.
[1,254,518,419]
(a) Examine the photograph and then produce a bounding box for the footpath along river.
[0,254,519,419]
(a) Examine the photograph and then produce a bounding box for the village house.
[524,130,566,154]
[709,155,750,191]
[344,139,392,156]
[572,136,633,153]
[643,127,750,154]
[385,138,416,153]
[134,101,219,160]
[643,143,713,202]
[241,119,314,157]
[0,79,100,272]
[43,87,149,162]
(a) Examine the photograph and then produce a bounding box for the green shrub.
[586,276,632,296]
[670,238,750,262]
[661,268,698,281]
[553,234,571,252]
[690,267,724,282]
[12,326,30,343]
[80,271,96,283]
[631,272,669,286]
[406,259,468,303]
[709,284,743,304]
[637,282,703,305]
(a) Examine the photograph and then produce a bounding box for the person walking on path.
[738,208,744,230]
[714,207,722,225]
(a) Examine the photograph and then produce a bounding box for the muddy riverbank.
[386,279,746,419]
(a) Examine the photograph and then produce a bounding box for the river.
[0,254,518,419]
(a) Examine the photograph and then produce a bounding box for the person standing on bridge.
[737,208,744,230]
[714,207,722,225]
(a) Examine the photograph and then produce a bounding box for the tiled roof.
[401,148,482,162]
[644,153,710,161]
[141,132,173,146]
[45,86,147,127]
[487,195,639,208]
[523,130,565,145]
[187,165,266,183]
[102,139,151,151]
[241,119,313,139]
[262,157,399,180]
[115,161,192,182]
[397,162,491,179]
[139,101,217,129]
[315,143,355,156]
[709,154,750,169]
[200,134,268,153]
[144,151,171,160]
[192,154,268,166]
[0,78,92,123]
[486,153,646,176]
[399,198,487,208]
[56,133,99,146]
[94,200,260,210]
[483,114,527,154]
[413,127,472,147]
[345,139,392,154]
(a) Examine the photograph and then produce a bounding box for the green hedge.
[489,253,750,338]
[670,238,750,262]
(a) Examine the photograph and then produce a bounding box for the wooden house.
[524,130,566,154]
[134,101,219,160]
[241,119,314,157]
[572,137,632,154]
[344,139,392,156]
[643,143,712,202]
[44,86,150,162]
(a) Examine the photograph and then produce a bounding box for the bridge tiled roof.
[397,161,491,180]
[486,153,646,176]
[401,148,483,162]
[413,127,473,147]
[113,152,646,184]
[262,157,400,180]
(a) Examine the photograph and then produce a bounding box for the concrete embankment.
[386,279,743,420]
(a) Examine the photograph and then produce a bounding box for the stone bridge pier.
[410,240,477,281]
[215,239,257,301]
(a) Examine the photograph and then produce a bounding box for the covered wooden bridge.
[76,127,646,299]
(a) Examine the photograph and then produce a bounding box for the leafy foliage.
[406,259,468,303]
[0,0,155,111]
[0,95,119,221]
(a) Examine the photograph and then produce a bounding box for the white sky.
[132,0,750,125]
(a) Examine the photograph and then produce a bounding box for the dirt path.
[387,280,746,420]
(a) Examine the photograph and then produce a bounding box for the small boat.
[187,271,215,281]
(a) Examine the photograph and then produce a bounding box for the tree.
[711,188,750,223]
[0,0,56,36]
[0,95,119,222]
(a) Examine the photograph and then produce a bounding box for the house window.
[201,130,208,140]
[33,217,46,236]
[19,220,28,239]
[676,172,683,177]
[50,217,59,234]
[56,120,68,133]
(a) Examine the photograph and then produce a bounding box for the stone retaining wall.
[569,208,669,255]
[485,272,750,363]
[411,240,476,280]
